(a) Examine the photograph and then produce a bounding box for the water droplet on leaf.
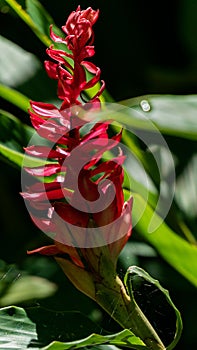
[140,100,151,112]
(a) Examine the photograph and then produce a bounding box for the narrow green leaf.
[0,110,33,150]
[0,143,52,168]
[175,154,197,219]
[0,143,26,168]
[132,192,197,287]
[4,0,52,46]
[26,0,54,37]
[0,110,51,167]
[0,84,30,112]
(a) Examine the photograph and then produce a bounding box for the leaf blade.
[121,95,197,140]
[0,84,30,112]
[132,192,197,287]
[41,329,147,350]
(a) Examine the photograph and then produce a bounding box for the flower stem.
[95,274,166,350]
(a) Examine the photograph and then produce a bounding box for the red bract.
[44,5,105,106]
[22,6,133,301]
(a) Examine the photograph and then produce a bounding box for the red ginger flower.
[20,9,168,349]
[23,104,132,275]
[21,6,132,301]
[45,5,104,107]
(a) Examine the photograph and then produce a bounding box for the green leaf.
[0,110,32,151]
[86,346,122,350]
[0,110,51,168]
[0,35,40,88]
[26,0,54,37]
[41,329,147,350]
[0,143,23,167]
[131,192,197,287]
[4,0,52,46]
[124,266,183,350]
[0,275,57,307]
[120,95,197,140]
[0,84,30,112]
[0,306,38,349]
[175,153,197,219]
[0,260,57,306]
[0,143,48,168]
[43,343,122,350]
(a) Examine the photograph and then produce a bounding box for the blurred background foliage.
[0,0,197,349]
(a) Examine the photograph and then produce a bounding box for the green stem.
[95,275,166,350]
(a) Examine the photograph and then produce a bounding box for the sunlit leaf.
[175,154,197,219]
[87,346,121,350]
[0,306,38,349]
[0,35,40,88]
[120,95,197,140]
[41,329,147,350]
[26,0,54,37]
[0,84,30,112]
[131,192,197,287]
